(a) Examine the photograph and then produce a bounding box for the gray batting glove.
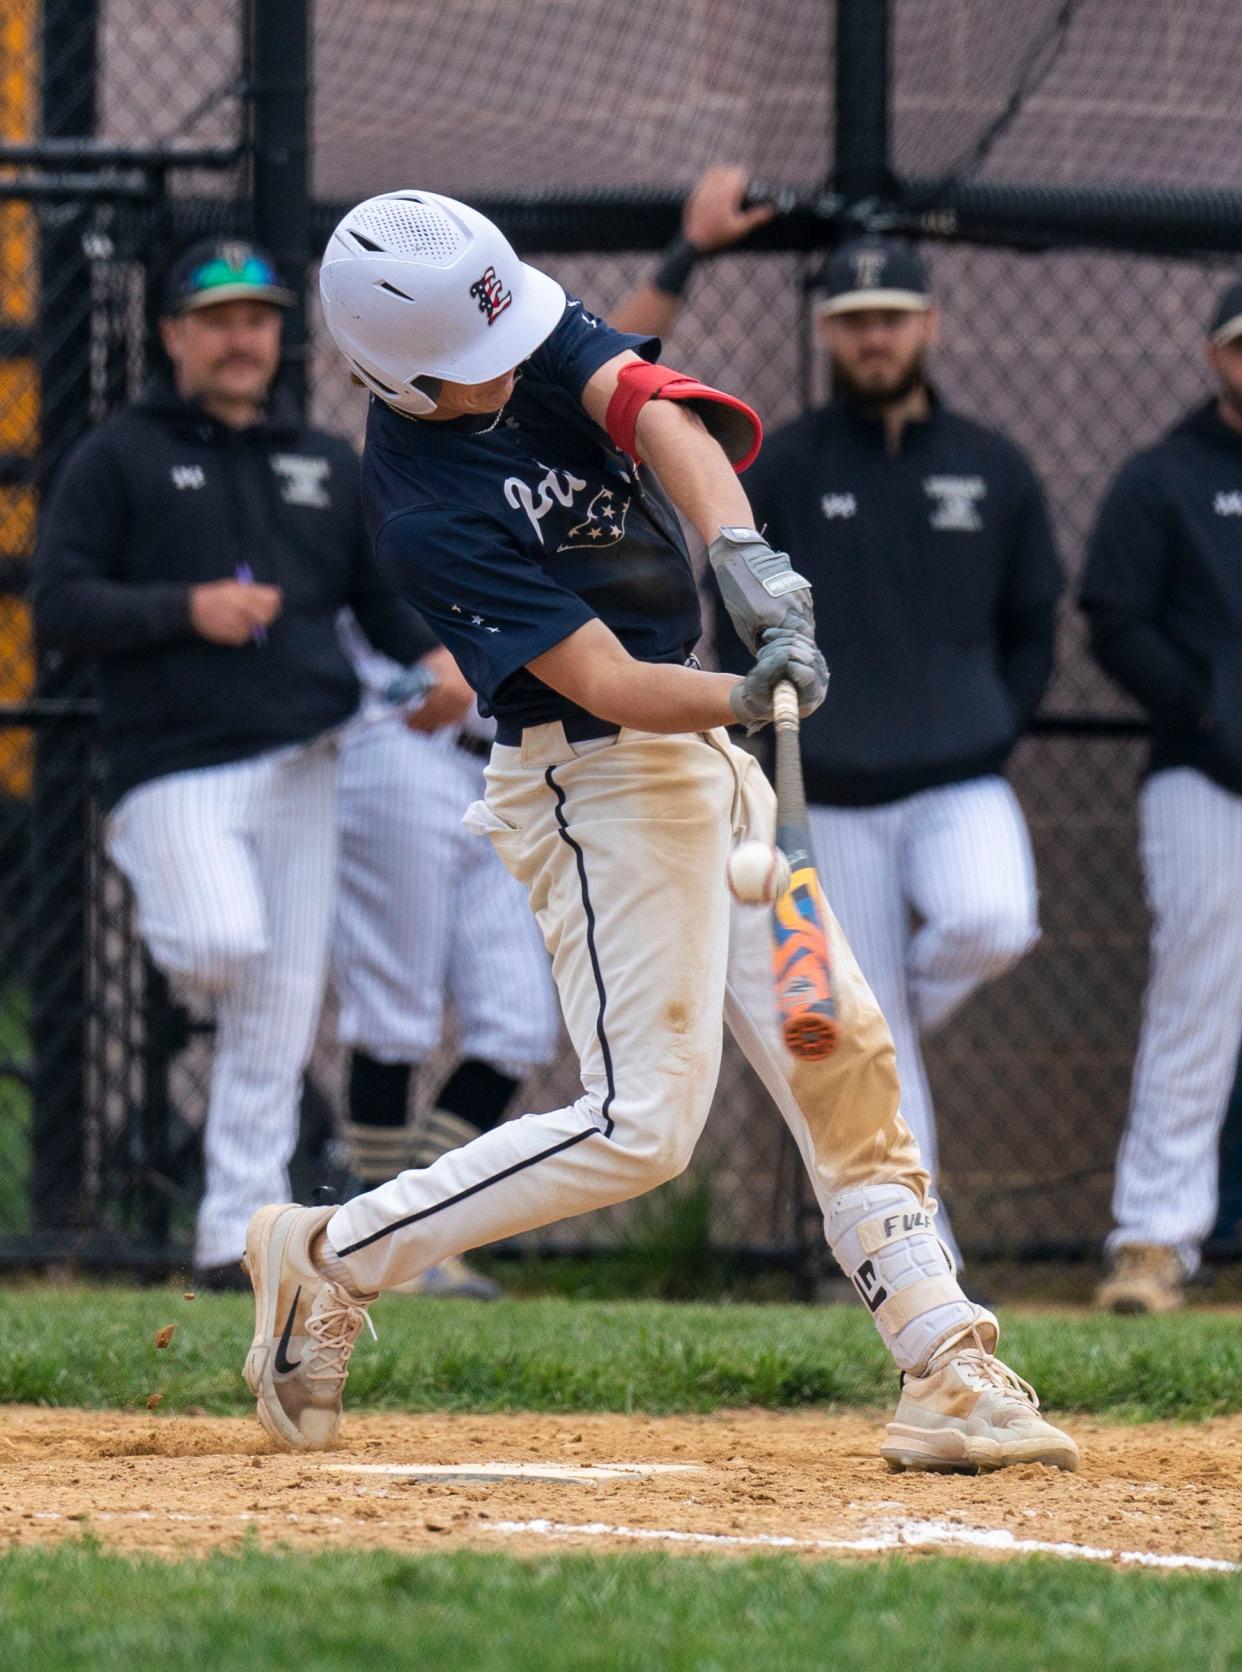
[708,526,815,655]
[729,625,829,731]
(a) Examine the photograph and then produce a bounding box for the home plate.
[327,1461,702,1485]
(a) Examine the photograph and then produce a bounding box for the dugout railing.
[4,0,1242,1276]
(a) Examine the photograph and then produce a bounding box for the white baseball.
[725,841,791,906]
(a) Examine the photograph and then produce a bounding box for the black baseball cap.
[161,238,295,316]
[810,236,933,316]
[1210,278,1242,346]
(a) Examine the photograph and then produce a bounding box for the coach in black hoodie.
[32,239,451,1286]
[1082,277,1242,1316]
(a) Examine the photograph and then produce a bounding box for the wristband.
[653,234,701,298]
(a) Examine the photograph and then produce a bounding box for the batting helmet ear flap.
[604,362,763,472]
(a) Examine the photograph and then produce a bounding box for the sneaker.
[881,1322,1079,1475]
[390,1253,502,1300]
[241,1203,377,1452]
[1095,1244,1185,1314]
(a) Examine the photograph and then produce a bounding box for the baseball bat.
[770,678,839,1060]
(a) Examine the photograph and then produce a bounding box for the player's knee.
[938,906,1037,981]
[601,1075,711,1189]
[154,921,267,993]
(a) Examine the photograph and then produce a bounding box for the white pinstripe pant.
[808,776,1040,1263]
[332,718,558,1071]
[1109,768,1242,1273]
[107,740,339,1266]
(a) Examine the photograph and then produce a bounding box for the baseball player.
[241,190,1076,1475]
[332,617,561,1297]
[31,239,437,1287]
[1082,277,1242,1313]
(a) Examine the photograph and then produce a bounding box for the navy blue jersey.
[362,298,702,730]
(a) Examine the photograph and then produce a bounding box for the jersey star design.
[557,486,630,553]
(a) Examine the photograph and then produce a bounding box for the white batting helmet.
[319,190,566,416]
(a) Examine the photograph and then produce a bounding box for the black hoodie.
[32,380,436,804]
[720,392,1062,807]
[1081,400,1242,794]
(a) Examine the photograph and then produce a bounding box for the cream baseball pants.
[327,723,933,1295]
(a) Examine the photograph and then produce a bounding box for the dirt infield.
[2,1406,1240,1569]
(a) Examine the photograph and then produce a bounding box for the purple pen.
[235,562,268,644]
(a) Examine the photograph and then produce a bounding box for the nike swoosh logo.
[273,1286,302,1374]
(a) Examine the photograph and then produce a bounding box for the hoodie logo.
[171,465,205,490]
[272,453,330,509]
[924,474,985,532]
[1214,491,1242,516]
[820,492,857,520]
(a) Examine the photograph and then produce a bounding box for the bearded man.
[703,236,1063,1259]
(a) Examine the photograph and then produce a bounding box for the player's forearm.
[633,400,754,545]
[528,624,740,733]
[583,663,740,733]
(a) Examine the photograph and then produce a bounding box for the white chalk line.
[327,1461,701,1484]
[487,1516,1241,1574]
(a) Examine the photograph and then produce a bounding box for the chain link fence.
[2,0,1240,1270]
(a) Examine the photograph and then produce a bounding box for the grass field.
[3,1544,1240,1672]
[3,1286,1240,1670]
[2,1286,1242,1422]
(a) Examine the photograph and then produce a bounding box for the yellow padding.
[875,1275,964,1335]
[0,594,32,797]
[0,359,38,452]
[858,1206,935,1255]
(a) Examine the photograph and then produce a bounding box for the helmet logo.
[469,265,513,327]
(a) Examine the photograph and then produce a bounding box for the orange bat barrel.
[770,680,838,1060]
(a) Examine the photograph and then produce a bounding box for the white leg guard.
[825,1184,995,1374]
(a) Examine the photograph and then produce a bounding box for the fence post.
[835,0,891,202]
[249,0,311,411]
[29,0,99,1232]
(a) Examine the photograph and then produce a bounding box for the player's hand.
[189,579,282,645]
[730,625,828,730]
[403,645,475,733]
[708,527,814,655]
[683,166,777,254]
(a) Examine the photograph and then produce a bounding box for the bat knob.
[783,1013,839,1061]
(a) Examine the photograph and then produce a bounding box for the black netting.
[310,0,834,200]
[894,0,1242,194]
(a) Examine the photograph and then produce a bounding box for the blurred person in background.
[31,239,443,1289]
[620,193,1062,1265]
[1082,276,1242,1314]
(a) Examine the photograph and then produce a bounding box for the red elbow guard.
[603,361,763,473]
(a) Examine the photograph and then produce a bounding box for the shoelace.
[928,1323,1040,1410]
[304,1287,378,1386]
[947,1346,1040,1410]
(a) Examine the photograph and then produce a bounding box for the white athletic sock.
[312,1228,374,1300]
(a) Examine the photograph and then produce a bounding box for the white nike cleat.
[881,1322,1079,1475]
[242,1203,377,1452]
